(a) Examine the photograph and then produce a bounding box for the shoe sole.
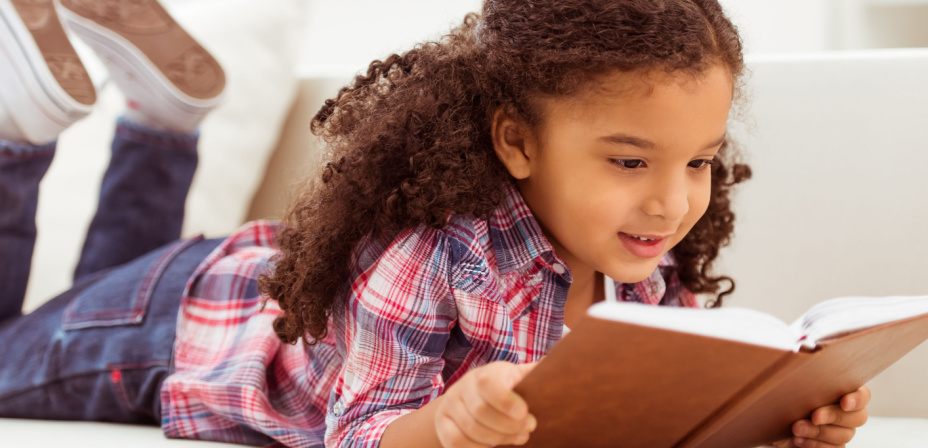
[0,0,94,143]
[58,0,225,111]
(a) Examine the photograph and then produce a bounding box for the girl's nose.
[641,173,689,222]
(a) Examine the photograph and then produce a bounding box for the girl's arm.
[380,362,537,448]
[326,226,527,448]
[326,226,537,447]
[379,394,446,448]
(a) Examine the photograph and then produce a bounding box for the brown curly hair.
[261,0,753,345]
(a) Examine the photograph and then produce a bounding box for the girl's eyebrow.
[600,133,727,150]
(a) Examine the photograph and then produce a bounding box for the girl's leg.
[0,141,54,322]
[73,119,199,281]
[0,0,228,425]
[0,235,223,423]
[0,0,95,321]
[59,0,226,280]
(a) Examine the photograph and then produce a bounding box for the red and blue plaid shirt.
[160,183,697,447]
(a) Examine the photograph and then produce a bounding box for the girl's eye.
[688,159,715,170]
[610,159,646,170]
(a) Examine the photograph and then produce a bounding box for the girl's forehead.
[530,65,733,147]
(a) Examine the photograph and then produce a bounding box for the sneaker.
[0,0,96,144]
[57,0,225,134]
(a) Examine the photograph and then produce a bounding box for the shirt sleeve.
[325,226,457,448]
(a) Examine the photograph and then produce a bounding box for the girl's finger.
[447,398,529,446]
[841,386,871,411]
[474,363,531,420]
[435,413,490,448]
[811,405,869,428]
[462,385,532,434]
[792,419,856,445]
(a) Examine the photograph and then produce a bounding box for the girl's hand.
[434,361,539,448]
[772,386,871,448]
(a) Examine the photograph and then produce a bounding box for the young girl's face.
[496,64,733,284]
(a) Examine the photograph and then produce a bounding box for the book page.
[789,295,928,349]
[587,302,799,351]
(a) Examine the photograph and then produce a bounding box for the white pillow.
[25,0,301,311]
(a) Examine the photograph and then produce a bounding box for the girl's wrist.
[379,394,446,448]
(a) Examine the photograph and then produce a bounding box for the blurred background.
[295,0,928,77]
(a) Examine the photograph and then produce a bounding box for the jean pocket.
[61,236,204,330]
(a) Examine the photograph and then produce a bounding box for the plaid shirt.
[160,183,697,447]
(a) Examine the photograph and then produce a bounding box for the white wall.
[295,0,928,74]
[298,0,481,76]
[718,0,833,53]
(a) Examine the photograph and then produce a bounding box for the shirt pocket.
[61,236,203,330]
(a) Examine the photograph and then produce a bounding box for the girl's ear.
[491,106,533,180]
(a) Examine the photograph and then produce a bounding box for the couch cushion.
[0,416,925,446]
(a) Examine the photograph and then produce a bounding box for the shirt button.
[552,263,567,275]
[333,400,344,416]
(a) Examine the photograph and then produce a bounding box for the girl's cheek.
[691,182,713,220]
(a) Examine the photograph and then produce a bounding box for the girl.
[0,0,870,447]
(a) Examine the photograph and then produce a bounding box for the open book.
[589,294,928,352]
[506,285,928,448]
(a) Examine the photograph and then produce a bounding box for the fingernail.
[846,398,856,409]
[794,437,805,447]
[527,414,538,432]
[516,433,530,445]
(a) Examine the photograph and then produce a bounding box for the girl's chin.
[605,260,662,285]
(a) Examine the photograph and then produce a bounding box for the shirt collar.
[488,182,568,279]
[616,252,677,305]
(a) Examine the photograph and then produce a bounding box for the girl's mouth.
[618,232,668,258]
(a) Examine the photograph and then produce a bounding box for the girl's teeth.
[630,235,654,241]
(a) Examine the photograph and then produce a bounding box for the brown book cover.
[504,310,928,448]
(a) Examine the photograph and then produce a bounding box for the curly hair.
[261,0,752,345]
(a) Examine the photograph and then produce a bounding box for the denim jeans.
[0,119,222,424]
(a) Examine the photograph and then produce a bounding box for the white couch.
[3,46,928,446]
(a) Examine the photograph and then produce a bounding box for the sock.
[123,100,202,136]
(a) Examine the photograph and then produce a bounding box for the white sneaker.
[0,0,95,144]
[57,0,225,134]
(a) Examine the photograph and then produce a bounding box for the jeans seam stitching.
[132,236,204,320]
[0,363,169,402]
[62,236,205,327]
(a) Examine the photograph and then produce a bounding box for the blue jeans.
[0,119,222,424]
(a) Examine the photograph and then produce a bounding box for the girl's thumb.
[510,361,540,384]
[519,361,540,374]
